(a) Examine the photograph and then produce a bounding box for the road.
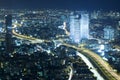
[62,43,120,80]
[68,66,73,80]
[114,45,120,51]
[12,24,120,80]
[12,27,51,43]
[76,51,104,80]
[63,21,70,36]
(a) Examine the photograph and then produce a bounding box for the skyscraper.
[80,12,89,40]
[5,14,13,53]
[104,26,114,40]
[70,12,89,43]
[70,13,81,43]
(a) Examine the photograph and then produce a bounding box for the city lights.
[0,0,120,79]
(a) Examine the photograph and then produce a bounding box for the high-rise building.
[5,14,13,53]
[70,13,75,40]
[104,26,114,40]
[80,12,89,40]
[70,12,89,43]
[70,14,81,43]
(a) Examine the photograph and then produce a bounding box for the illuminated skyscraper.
[104,26,114,40]
[70,13,81,43]
[80,12,89,40]
[70,14,75,42]
[5,14,13,53]
[70,12,89,43]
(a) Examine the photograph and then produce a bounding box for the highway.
[12,24,120,80]
[63,43,120,80]
[76,51,104,80]
[114,45,120,51]
[12,27,51,43]
[68,66,73,80]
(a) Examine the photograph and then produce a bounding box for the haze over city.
[0,0,120,10]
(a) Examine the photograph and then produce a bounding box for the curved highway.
[12,24,120,80]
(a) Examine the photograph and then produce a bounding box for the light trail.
[68,66,73,80]
[76,51,104,80]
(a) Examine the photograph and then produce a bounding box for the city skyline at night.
[0,0,120,80]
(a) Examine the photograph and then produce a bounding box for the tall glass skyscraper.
[80,12,89,40]
[70,12,89,43]
[70,13,81,43]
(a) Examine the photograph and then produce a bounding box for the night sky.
[0,0,120,10]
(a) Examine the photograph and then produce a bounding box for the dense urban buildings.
[0,9,120,80]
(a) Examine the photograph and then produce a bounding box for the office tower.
[104,26,114,40]
[80,12,89,40]
[5,14,13,53]
[70,14,75,42]
[70,12,89,43]
[70,13,81,43]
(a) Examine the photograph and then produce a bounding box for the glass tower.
[80,12,89,40]
[70,12,89,43]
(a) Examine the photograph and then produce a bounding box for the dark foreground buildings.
[5,14,13,53]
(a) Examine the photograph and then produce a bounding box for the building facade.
[70,12,89,43]
[80,12,89,40]
[104,26,114,41]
